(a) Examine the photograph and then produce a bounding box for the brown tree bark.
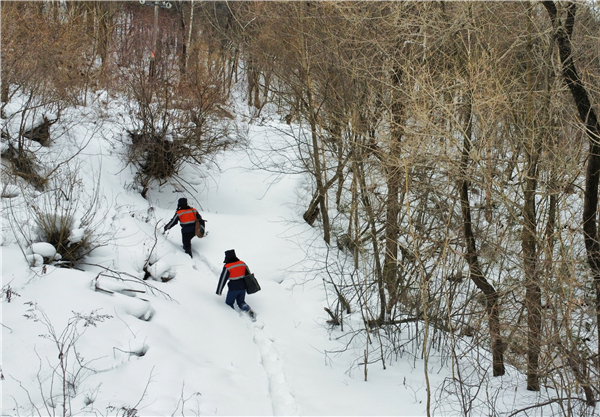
[177,2,187,76]
[544,0,600,373]
[356,157,387,324]
[382,65,405,318]
[1,81,8,104]
[523,117,542,391]
[523,9,542,391]
[460,96,506,377]
[299,4,331,245]
[97,2,111,81]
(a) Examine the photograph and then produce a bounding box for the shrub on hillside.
[126,129,184,198]
[119,49,239,198]
[10,167,109,268]
[1,142,47,191]
[32,212,94,266]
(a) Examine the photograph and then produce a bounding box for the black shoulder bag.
[244,273,261,294]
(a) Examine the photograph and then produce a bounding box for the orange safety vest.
[225,260,247,280]
[177,208,197,226]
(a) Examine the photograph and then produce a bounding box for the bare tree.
[544,1,600,380]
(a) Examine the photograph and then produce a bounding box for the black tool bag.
[244,273,261,294]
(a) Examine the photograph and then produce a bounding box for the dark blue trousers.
[181,231,195,257]
[226,289,251,312]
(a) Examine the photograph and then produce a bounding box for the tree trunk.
[460,95,505,377]
[303,193,322,226]
[98,2,110,82]
[180,0,194,75]
[523,10,542,391]
[356,158,386,324]
[304,150,350,228]
[177,2,186,75]
[303,69,330,244]
[1,81,8,104]
[149,3,158,83]
[383,65,405,318]
[523,121,542,391]
[544,0,600,371]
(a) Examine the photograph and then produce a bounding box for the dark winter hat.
[224,249,239,263]
[177,198,188,209]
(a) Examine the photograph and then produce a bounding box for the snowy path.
[251,320,300,416]
[189,216,301,415]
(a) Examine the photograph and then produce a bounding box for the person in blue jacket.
[216,249,255,319]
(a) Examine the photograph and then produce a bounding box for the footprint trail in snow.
[251,320,299,416]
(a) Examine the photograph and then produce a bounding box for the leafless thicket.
[3,1,600,415]
[203,1,600,413]
[2,2,239,199]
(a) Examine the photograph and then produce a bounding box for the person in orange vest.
[216,249,255,319]
[163,198,204,258]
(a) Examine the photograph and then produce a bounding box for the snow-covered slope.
[1,97,442,417]
[2,94,564,417]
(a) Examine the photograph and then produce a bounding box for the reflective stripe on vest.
[177,208,197,226]
[225,261,246,280]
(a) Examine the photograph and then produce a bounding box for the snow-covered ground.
[1,94,576,416]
